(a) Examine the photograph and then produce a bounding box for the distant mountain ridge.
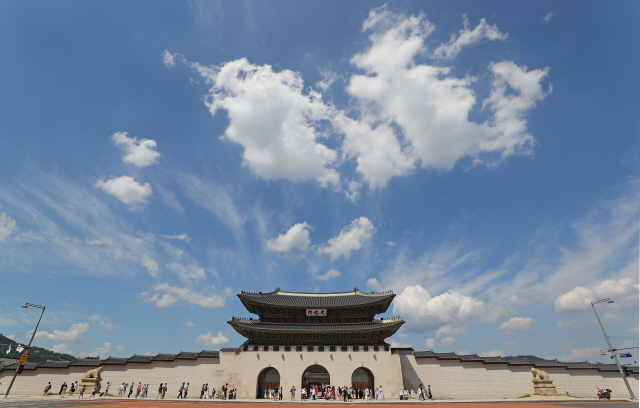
[0,333,76,361]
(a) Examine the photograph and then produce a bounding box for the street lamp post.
[591,298,636,401]
[3,303,46,399]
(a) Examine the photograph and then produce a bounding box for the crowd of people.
[46,380,237,400]
[45,380,432,401]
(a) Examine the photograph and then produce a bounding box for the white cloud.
[316,69,339,91]
[167,262,206,282]
[0,212,16,242]
[388,339,412,348]
[555,278,639,312]
[162,49,176,67]
[393,285,492,333]
[116,345,125,351]
[186,319,196,327]
[100,317,113,332]
[87,315,101,321]
[194,330,229,348]
[148,293,178,308]
[80,342,113,358]
[143,351,153,356]
[440,336,455,346]
[266,222,312,253]
[424,338,437,349]
[52,343,74,354]
[195,58,339,187]
[366,278,382,290]
[313,269,341,281]
[6,334,15,340]
[35,323,89,343]
[544,12,555,23]
[161,233,191,242]
[95,176,152,207]
[318,217,374,260]
[497,317,536,334]
[560,346,601,362]
[150,283,232,308]
[142,256,159,276]
[433,15,507,59]
[436,325,467,337]
[629,323,639,333]
[340,8,549,188]
[110,132,161,168]
[480,350,503,357]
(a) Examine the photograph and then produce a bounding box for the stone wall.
[1,349,637,399]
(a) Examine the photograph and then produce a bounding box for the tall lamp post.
[591,298,636,401]
[4,303,46,399]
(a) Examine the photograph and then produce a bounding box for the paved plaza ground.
[0,397,637,408]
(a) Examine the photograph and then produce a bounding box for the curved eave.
[238,290,395,314]
[228,318,404,339]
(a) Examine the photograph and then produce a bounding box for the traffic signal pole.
[4,304,45,398]
[591,299,636,401]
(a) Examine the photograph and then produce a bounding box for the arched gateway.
[302,365,330,395]
[352,367,374,391]
[257,367,280,399]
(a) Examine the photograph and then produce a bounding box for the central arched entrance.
[351,367,374,398]
[302,365,330,399]
[257,367,280,399]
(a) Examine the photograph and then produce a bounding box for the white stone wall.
[406,358,639,399]
[1,351,637,400]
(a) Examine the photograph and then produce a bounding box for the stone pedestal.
[79,367,103,392]
[532,379,559,396]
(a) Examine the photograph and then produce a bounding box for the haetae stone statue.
[79,366,103,392]
[531,367,560,396]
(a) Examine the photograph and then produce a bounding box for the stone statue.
[530,367,559,396]
[79,366,103,391]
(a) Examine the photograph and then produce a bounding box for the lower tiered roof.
[229,317,403,336]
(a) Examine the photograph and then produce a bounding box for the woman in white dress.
[377,386,385,400]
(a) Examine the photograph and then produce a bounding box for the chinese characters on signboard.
[306,309,327,316]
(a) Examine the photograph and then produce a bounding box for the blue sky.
[0,1,638,362]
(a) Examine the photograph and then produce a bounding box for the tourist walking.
[427,385,432,400]
[79,384,85,399]
[43,382,52,396]
[90,385,97,399]
[223,383,228,399]
[418,384,425,401]
[162,383,167,399]
[128,381,134,398]
[178,382,185,398]
[60,383,67,398]
[156,383,163,399]
[290,385,296,401]
[100,382,110,397]
[136,382,141,398]
[184,383,189,398]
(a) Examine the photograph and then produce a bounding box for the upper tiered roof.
[238,288,395,314]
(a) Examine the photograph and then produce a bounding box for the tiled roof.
[198,350,220,358]
[238,289,395,312]
[566,361,597,369]
[229,317,404,334]
[152,354,176,361]
[70,359,102,366]
[459,354,483,362]
[127,355,152,363]
[506,358,534,366]
[37,360,71,369]
[3,362,38,370]
[481,356,508,364]
[414,350,437,358]
[533,359,567,368]
[436,352,460,360]
[101,357,127,365]
[175,352,198,360]
[597,364,622,372]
